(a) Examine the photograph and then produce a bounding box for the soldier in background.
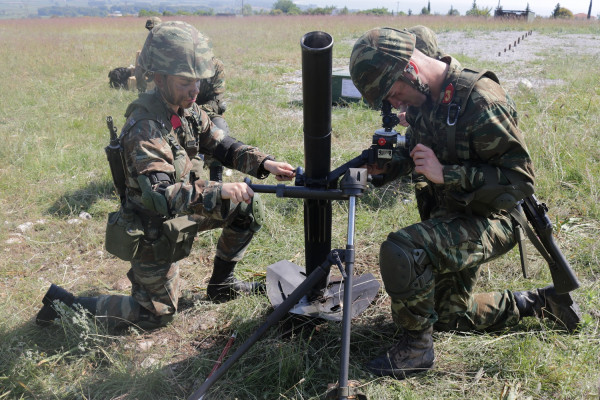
[133,17,162,93]
[349,27,581,379]
[36,21,295,330]
[195,56,229,182]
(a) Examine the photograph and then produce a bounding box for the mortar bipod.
[187,168,380,400]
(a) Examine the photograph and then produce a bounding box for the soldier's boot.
[134,308,173,330]
[206,257,264,302]
[36,284,98,326]
[209,165,224,183]
[366,326,434,379]
[514,285,582,332]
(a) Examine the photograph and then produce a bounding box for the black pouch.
[105,208,144,261]
[151,216,199,264]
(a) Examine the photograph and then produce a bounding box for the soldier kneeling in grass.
[37,21,295,330]
[349,26,582,379]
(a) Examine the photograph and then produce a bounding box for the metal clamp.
[447,103,461,126]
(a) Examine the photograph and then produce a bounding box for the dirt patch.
[438,31,600,91]
[439,31,600,63]
[282,32,600,96]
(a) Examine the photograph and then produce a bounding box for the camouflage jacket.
[384,57,535,218]
[120,90,271,218]
[195,58,226,118]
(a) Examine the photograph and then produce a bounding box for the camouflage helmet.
[139,21,215,81]
[349,27,416,110]
[145,16,162,31]
[407,25,444,59]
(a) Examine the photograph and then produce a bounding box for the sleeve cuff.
[257,155,275,179]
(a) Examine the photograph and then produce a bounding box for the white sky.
[294,1,595,17]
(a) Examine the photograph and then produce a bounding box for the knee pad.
[231,193,264,233]
[379,236,433,299]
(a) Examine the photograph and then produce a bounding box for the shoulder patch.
[442,83,455,104]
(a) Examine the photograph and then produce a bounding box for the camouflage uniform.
[134,17,162,93]
[37,22,280,330]
[195,57,229,180]
[95,87,272,328]
[350,27,536,333]
[196,57,226,120]
[407,25,445,60]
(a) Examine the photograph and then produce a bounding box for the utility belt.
[105,205,198,264]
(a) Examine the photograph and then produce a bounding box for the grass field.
[0,14,599,400]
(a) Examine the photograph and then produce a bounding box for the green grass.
[1,14,599,400]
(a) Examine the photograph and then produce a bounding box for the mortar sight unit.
[367,100,410,169]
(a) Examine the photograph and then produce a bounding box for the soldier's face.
[384,80,426,109]
[158,75,200,111]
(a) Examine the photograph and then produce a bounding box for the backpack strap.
[444,69,499,164]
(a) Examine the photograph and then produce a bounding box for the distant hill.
[0,0,277,19]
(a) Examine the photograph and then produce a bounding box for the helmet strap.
[401,60,430,97]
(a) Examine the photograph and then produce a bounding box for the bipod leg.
[188,252,338,400]
[338,195,356,400]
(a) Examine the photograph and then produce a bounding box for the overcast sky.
[293,0,595,17]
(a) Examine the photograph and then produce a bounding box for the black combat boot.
[366,326,434,379]
[206,257,263,301]
[514,285,582,332]
[36,284,98,326]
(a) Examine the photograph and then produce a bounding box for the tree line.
[34,0,591,19]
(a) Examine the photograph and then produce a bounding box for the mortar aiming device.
[325,100,410,189]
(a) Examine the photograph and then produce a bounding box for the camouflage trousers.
[96,203,254,329]
[384,211,522,332]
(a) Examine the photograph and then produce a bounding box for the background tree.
[553,3,560,17]
[466,0,491,16]
[553,3,573,18]
[272,0,300,14]
[242,3,253,15]
[357,7,391,15]
[448,5,460,15]
[305,5,335,15]
[588,0,593,19]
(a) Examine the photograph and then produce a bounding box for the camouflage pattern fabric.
[377,57,534,205]
[138,21,215,80]
[350,27,415,109]
[385,212,520,332]
[196,57,227,118]
[352,30,536,332]
[196,57,228,174]
[145,16,162,31]
[100,84,273,326]
[407,25,445,60]
[121,91,270,216]
[96,202,255,326]
[133,63,150,93]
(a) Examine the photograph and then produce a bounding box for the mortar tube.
[301,31,333,298]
